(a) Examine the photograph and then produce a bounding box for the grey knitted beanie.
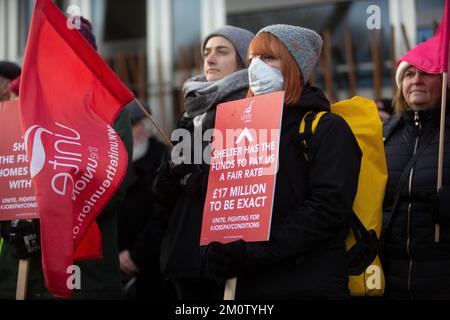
[125,100,151,124]
[258,24,322,82]
[202,25,255,67]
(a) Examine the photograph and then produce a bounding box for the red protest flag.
[399,0,449,73]
[19,0,134,298]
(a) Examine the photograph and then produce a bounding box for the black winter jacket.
[235,86,361,299]
[117,137,172,299]
[154,102,244,282]
[118,137,168,263]
[382,106,450,299]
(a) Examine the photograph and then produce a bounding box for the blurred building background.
[0,0,445,133]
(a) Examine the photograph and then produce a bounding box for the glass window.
[227,0,392,90]
[103,0,146,41]
[18,0,34,58]
[172,0,201,62]
[416,0,445,43]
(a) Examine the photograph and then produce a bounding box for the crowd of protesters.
[1,14,450,300]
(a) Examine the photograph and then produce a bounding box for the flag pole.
[223,277,237,300]
[16,259,30,300]
[134,99,174,148]
[436,72,448,243]
[16,218,34,300]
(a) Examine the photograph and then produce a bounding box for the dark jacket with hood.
[382,105,450,299]
[118,137,168,266]
[117,136,172,299]
[234,85,361,299]
[152,70,250,296]
[154,84,361,299]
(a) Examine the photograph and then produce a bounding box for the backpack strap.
[347,211,379,275]
[299,111,327,161]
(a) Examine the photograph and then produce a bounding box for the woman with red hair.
[201,25,362,299]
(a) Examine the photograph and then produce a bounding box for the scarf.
[183,69,249,118]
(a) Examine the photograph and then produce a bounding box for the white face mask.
[248,57,284,96]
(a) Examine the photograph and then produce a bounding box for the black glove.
[201,240,247,282]
[183,167,210,199]
[432,187,450,225]
[1,220,41,259]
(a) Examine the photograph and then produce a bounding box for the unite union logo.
[24,125,54,178]
[241,100,255,123]
[23,122,83,198]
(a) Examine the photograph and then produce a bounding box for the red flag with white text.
[19,0,134,298]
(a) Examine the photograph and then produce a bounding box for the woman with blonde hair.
[381,52,450,299]
[201,25,362,299]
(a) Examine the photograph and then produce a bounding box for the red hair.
[247,32,304,105]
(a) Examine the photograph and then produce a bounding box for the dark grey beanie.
[125,100,151,125]
[202,25,255,67]
[258,24,322,82]
[0,61,21,80]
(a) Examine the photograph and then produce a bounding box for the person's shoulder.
[114,108,132,130]
[383,114,402,129]
[313,112,360,155]
[383,114,403,141]
[317,112,352,135]
[116,107,130,120]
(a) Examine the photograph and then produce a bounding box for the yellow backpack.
[299,96,387,296]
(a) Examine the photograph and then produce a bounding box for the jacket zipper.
[406,203,413,298]
[407,111,421,298]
